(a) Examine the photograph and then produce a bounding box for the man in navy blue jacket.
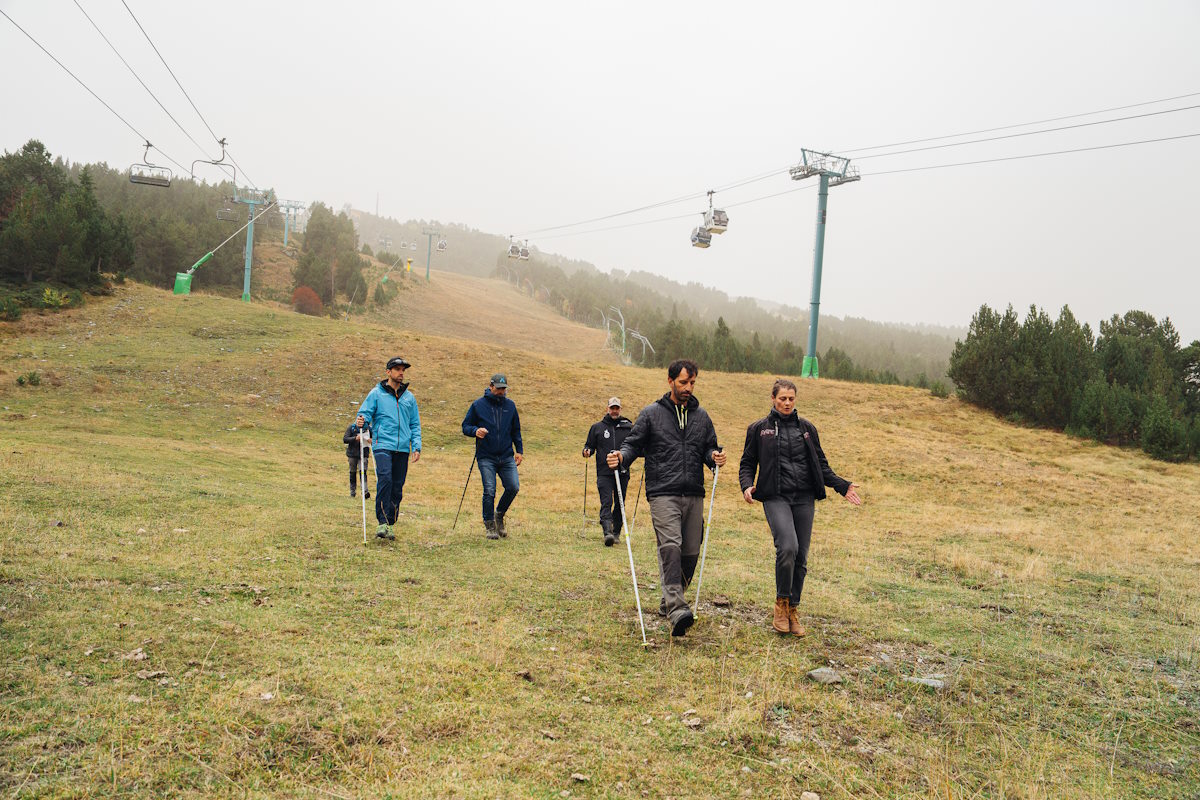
[461,373,524,540]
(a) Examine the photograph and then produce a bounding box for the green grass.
[0,282,1197,798]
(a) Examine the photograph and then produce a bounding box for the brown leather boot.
[788,604,806,637]
[772,598,790,634]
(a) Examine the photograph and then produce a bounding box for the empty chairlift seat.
[128,164,172,188]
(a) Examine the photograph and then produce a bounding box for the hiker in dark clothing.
[739,378,861,637]
[582,396,634,546]
[343,420,371,500]
[608,359,726,637]
[461,373,524,540]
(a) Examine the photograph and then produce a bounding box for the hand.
[844,483,862,506]
[582,448,592,458]
[355,433,361,441]
[743,486,755,503]
[712,449,727,468]
[514,453,524,467]
[411,451,421,464]
[606,452,621,469]
[355,414,365,427]
[475,427,489,439]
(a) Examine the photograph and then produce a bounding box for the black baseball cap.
[386,357,411,370]
[490,373,508,387]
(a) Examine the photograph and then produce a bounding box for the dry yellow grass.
[0,279,1196,798]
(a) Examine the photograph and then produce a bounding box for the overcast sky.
[3,1,1198,342]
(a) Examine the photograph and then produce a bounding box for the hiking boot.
[658,599,668,618]
[495,514,508,538]
[602,520,615,547]
[484,519,500,540]
[772,598,791,634]
[375,523,389,540]
[385,525,396,541]
[350,488,356,498]
[364,490,370,499]
[787,604,806,637]
[670,608,695,637]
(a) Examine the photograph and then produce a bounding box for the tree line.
[495,256,942,388]
[948,304,1200,461]
[0,141,135,316]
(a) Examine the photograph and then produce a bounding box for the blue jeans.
[477,453,519,522]
[373,450,410,525]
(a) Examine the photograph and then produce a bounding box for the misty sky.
[3,1,1198,342]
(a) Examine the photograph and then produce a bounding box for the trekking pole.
[451,453,477,530]
[630,471,644,533]
[581,460,588,536]
[692,460,721,611]
[614,467,648,646]
[359,434,368,545]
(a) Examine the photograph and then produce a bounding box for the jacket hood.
[657,392,699,411]
[602,414,632,426]
[483,388,507,404]
[379,380,409,398]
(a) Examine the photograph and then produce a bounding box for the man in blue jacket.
[461,373,524,540]
[357,356,422,540]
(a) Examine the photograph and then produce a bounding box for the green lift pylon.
[234,187,274,301]
[789,150,860,377]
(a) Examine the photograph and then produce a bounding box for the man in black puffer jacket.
[582,396,634,547]
[608,359,726,637]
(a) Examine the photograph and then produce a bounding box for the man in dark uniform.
[582,396,634,547]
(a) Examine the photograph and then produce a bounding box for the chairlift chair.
[519,240,530,260]
[409,242,418,251]
[128,141,172,187]
[216,204,240,222]
[507,243,521,259]
[436,238,447,252]
[691,226,712,248]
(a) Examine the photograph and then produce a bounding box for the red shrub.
[292,285,323,316]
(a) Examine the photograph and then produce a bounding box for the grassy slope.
[0,280,1197,799]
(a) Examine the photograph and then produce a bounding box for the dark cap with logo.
[386,357,411,370]
[490,373,508,388]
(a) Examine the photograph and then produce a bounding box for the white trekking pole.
[613,465,648,646]
[359,431,371,545]
[692,461,720,611]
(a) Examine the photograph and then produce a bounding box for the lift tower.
[233,187,274,301]
[789,149,860,378]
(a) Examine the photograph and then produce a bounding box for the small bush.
[292,285,323,316]
[0,296,20,321]
[930,381,949,398]
[16,371,40,387]
[42,287,70,309]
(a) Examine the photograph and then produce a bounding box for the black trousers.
[596,470,631,534]
[762,498,815,606]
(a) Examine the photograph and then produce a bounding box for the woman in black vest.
[739,379,861,637]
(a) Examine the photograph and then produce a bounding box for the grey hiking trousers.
[647,495,704,618]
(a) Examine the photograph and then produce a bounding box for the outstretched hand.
[844,483,862,506]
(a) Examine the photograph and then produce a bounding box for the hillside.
[0,284,1197,798]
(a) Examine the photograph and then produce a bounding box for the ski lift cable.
[853,103,1200,162]
[839,89,1200,155]
[118,0,261,191]
[70,0,218,166]
[0,7,190,176]
[533,130,1200,242]
[511,88,1200,241]
[864,131,1200,176]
